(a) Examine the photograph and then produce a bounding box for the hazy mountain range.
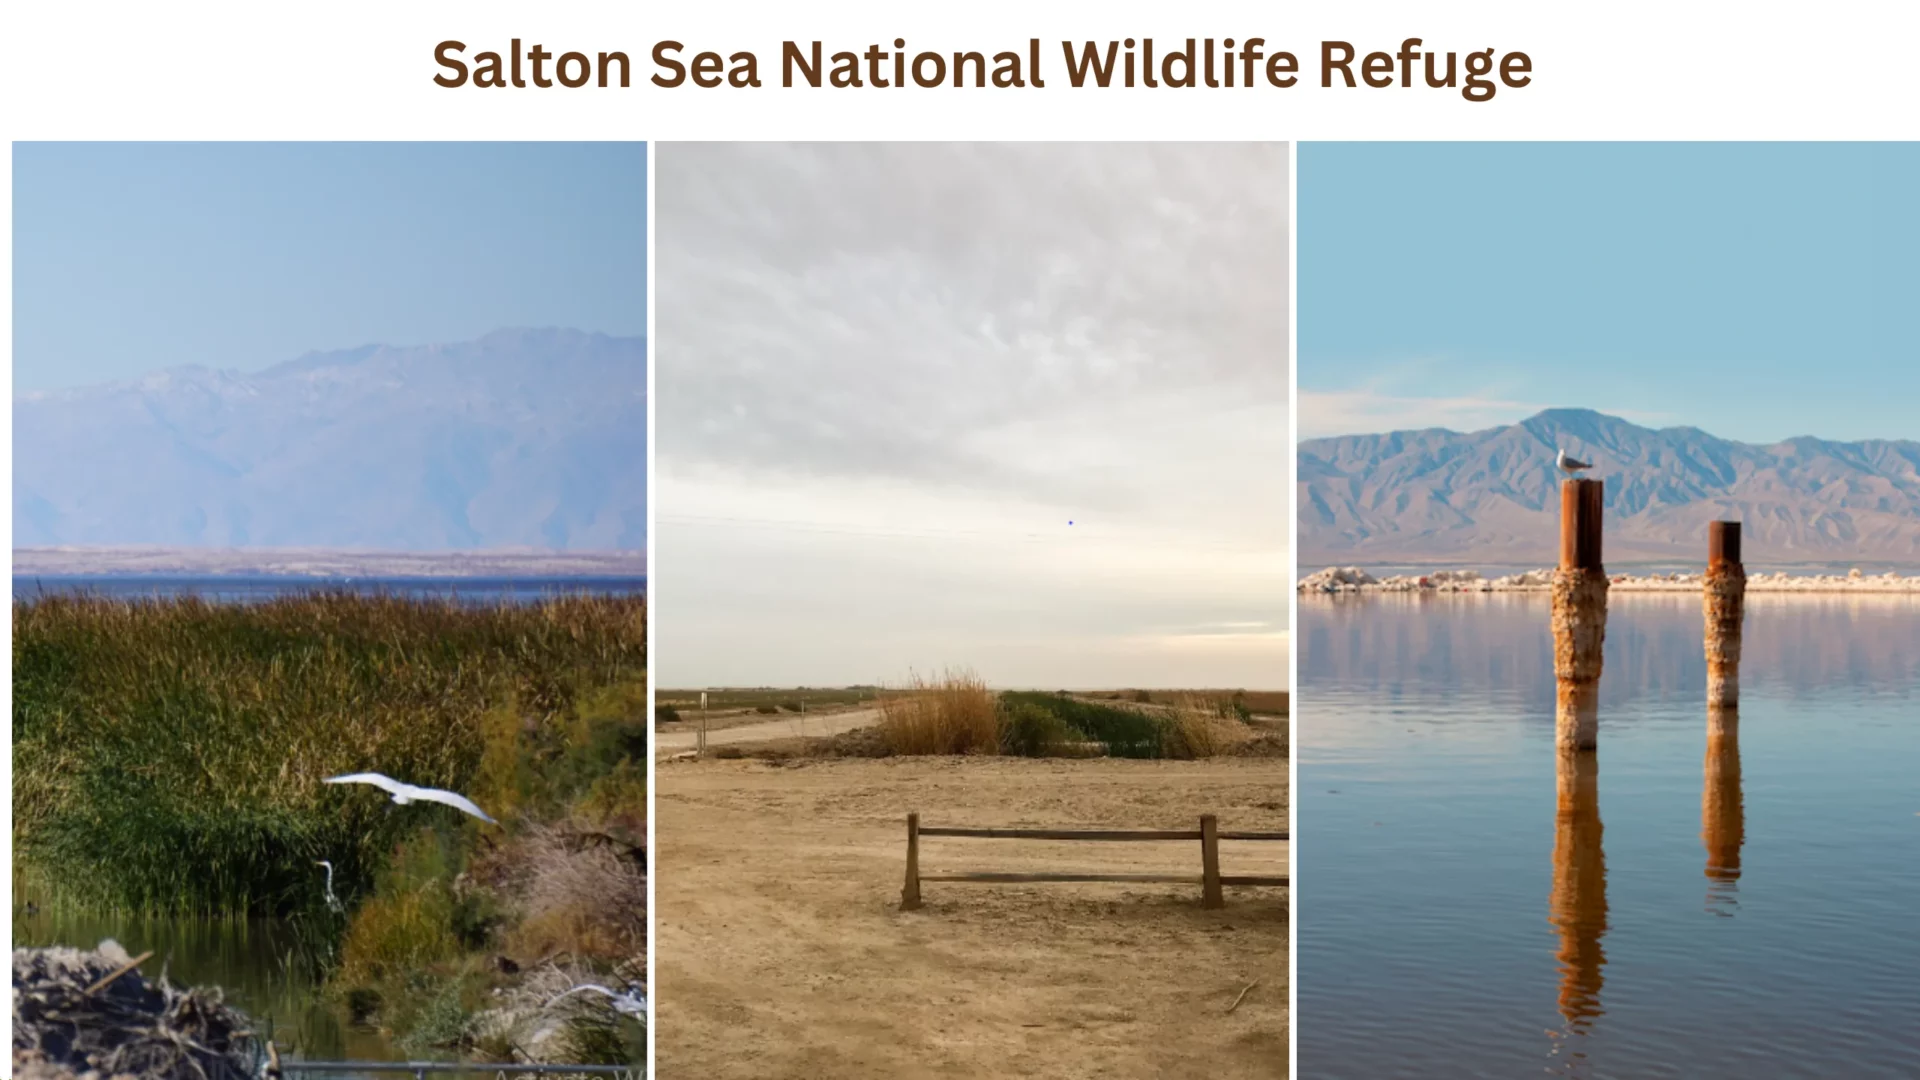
[15,328,646,552]
[1299,409,1920,564]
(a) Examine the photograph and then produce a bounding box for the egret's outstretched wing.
[411,785,500,824]
[326,772,404,796]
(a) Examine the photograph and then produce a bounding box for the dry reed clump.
[493,822,648,964]
[1160,695,1252,759]
[875,668,999,755]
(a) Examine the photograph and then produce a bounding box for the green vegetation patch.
[996,692,1169,758]
[13,592,646,915]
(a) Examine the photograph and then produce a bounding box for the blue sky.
[1298,143,1918,444]
[14,142,647,391]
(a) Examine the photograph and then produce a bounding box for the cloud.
[658,143,1288,492]
[1298,388,1679,441]
[1297,389,1547,440]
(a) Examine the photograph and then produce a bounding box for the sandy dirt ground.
[657,756,1289,1078]
[655,708,883,753]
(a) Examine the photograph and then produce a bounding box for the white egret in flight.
[324,772,499,824]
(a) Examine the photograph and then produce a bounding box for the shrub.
[395,976,475,1055]
[336,831,468,986]
[495,823,646,965]
[996,691,1166,758]
[998,701,1078,757]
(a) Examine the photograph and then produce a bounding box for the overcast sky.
[655,143,1288,690]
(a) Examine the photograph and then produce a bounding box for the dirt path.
[656,756,1289,1078]
[654,707,883,754]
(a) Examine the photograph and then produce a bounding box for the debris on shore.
[13,944,264,1080]
[1299,565,1920,594]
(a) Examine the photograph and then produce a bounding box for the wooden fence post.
[1552,478,1608,752]
[1200,814,1224,909]
[901,812,923,911]
[1704,521,1745,711]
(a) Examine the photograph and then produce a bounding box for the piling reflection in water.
[1702,705,1744,915]
[1549,749,1608,1045]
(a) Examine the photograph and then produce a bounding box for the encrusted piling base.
[1552,567,1609,751]
[1704,566,1746,709]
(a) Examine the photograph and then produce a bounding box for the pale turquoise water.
[1298,593,1920,1079]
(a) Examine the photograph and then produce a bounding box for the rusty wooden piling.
[1703,521,1745,710]
[1702,705,1743,913]
[1552,479,1608,751]
[1549,750,1607,1031]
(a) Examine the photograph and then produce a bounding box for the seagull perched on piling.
[545,983,647,1019]
[324,772,499,824]
[1556,449,1593,475]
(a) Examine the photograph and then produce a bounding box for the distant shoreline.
[1300,566,1920,594]
[12,546,647,578]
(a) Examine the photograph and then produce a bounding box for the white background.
[4,2,1919,140]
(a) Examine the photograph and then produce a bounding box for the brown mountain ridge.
[1299,408,1920,565]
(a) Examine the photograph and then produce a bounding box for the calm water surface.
[13,574,645,604]
[1299,594,1920,1079]
[12,909,397,1070]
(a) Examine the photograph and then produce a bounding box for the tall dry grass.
[875,668,999,755]
[495,822,647,963]
[1160,694,1252,759]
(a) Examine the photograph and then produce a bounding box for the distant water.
[12,574,646,604]
[1299,593,1920,1079]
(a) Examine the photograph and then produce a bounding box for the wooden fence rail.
[901,812,1288,911]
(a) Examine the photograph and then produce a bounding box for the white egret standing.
[324,772,499,825]
[314,860,343,913]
